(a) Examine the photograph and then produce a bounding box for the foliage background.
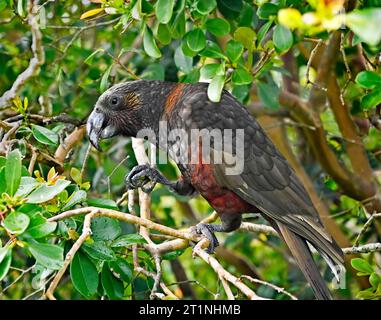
[1,0,381,300]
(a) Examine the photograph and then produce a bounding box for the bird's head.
[87,80,168,150]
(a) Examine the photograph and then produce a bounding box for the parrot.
[86,80,344,300]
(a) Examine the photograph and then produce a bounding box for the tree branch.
[0,0,45,109]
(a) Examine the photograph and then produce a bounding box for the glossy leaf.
[109,258,133,283]
[4,211,30,235]
[351,258,373,275]
[91,217,121,241]
[205,18,230,37]
[143,26,161,58]
[62,190,87,211]
[234,27,256,50]
[70,251,99,298]
[100,65,112,92]
[82,241,116,261]
[196,0,216,14]
[101,263,124,300]
[186,28,206,52]
[346,9,381,46]
[207,75,225,103]
[226,40,244,63]
[273,24,293,53]
[0,250,12,281]
[25,214,57,239]
[361,90,381,110]
[28,242,63,270]
[32,124,59,146]
[5,149,22,196]
[174,46,193,73]
[111,234,147,247]
[155,0,174,24]
[27,180,71,204]
[232,68,253,85]
[355,71,381,89]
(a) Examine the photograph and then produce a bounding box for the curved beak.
[87,109,118,151]
[87,109,106,151]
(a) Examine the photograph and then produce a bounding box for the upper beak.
[87,109,106,151]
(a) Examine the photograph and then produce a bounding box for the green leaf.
[62,190,87,211]
[361,90,381,110]
[186,28,206,52]
[100,65,112,92]
[162,250,184,260]
[84,48,103,65]
[257,3,278,20]
[355,71,381,89]
[156,23,171,45]
[257,20,273,47]
[273,24,293,53]
[170,10,186,39]
[0,0,7,11]
[111,234,147,247]
[101,263,124,300]
[257,81,280,110]
[28,242,63,270]
[86,198,118,210]
[0,168,5,194]
[351,258,373,275]
[0,250,12,281]
[5,149,22,196]
[0,244,11,264]
[91,217,121,241]
[15,177,39,197]
[346,9,381,46]
[143,26,161,58]
[205,18,230,37]
[174,46,193,73]
[109,258,132,283]
[200,63,224,79]
[26,180,71,204]
[234,27,256,50]
[226,40,244,63]
[25,214,57,239]
[32,125,59,146]
[217,0,242,19]
[196,0,217,15]
[369,272,381,288]
[207,75,225,103]
[82,241,116,261]
[181,40,199,57]
[70,251,99,299]
[155,0,174,24]
[4,211,30,235]
[200,41,225,59]
[232,68,253,85]
[70,167,81,184]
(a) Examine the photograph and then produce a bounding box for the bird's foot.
[194,223,219,254]
[125,164,158,193]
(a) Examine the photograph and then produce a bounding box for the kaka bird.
[87,80,344,300]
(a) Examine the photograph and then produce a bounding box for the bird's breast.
[185,162,256,215]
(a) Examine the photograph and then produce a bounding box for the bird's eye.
[111,97,118,105]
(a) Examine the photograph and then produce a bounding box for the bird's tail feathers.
[277,223,333,300]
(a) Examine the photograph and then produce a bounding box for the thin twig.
[240,275,297,300]
[0,0,45,108]
[46,210,97,300]
[353,213,381,247]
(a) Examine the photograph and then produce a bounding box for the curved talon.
[124,164,158,193]
[195,223,219,254]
